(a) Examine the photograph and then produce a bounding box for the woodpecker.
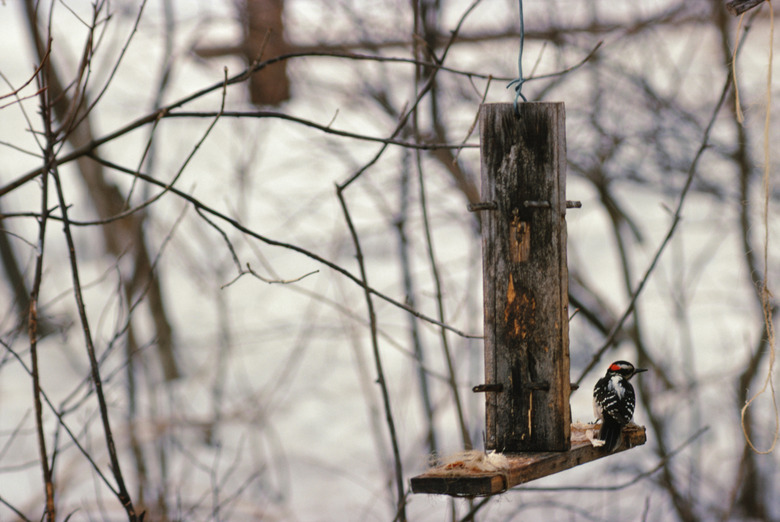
[593,360,647,451]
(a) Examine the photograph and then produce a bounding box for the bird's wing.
[596,378,635,425]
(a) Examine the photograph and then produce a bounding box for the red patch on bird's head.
[609,363,622,371]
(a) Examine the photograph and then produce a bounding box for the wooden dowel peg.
[411,102,646,498]
[473,384,504,393]
[468,201,498,212]
[479,102,571,452]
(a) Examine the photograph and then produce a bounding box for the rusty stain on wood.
[510,214,531,262]
[412,103,646,496]
[480,103,570,452]
[504,275,536,341]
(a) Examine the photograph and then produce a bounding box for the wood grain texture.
[411,425,647,496]
[479,103,571,452]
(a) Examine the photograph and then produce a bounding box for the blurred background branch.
[0,0,777,520]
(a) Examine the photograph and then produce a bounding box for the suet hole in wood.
[411,103,646,497]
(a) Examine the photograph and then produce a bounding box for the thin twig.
[411,0,474,452]
[28,31,56,522]
[457,497,493,522]
[162,111,476,150]
[0,494,32,522]
[50,167,138,519]
[575,73,732,387]
[335,187,406,521]
[79,155,481,339]
[520,426,709,492]
[220,263,319,289]
[0,46,49,102]
[416,112,471,451]
[395,151,438,455]
[337,0,483,191]
[1,339,120,498]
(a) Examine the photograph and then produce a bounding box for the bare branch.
[220,263,319,289]
[575,73,732,387]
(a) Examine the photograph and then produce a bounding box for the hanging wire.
[507,0,527,115]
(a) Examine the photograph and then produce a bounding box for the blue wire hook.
[507,0,527,115]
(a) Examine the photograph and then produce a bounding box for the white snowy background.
[0,0,778,520]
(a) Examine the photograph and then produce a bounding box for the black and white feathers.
[593,361,647,451]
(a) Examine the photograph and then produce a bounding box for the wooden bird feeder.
[411,102,646,496]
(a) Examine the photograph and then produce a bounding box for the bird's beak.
[635,368,648,374]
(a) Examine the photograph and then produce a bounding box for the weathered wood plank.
[411,424,646,496]
[410,474,506,498]
[479,103,570,452]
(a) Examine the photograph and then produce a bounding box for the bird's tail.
[599,417,622,452]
